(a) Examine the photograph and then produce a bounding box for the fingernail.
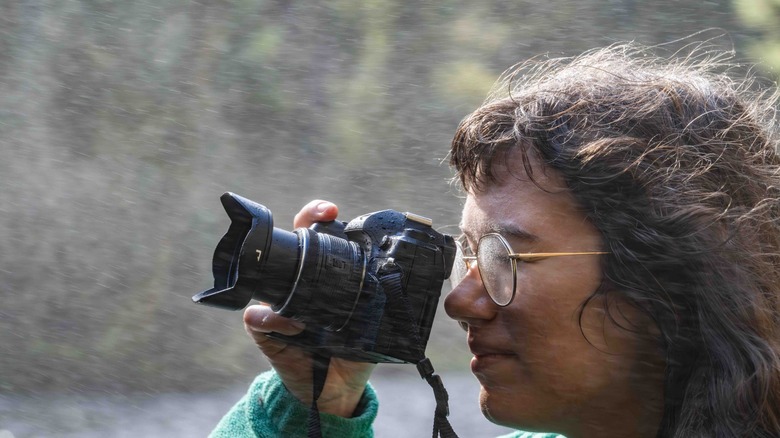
[244,312,262,330]
[290,319,306,330]
[316,202,332,213]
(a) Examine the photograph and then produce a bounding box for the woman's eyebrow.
[493,223,538,244]
[459,221,539,244]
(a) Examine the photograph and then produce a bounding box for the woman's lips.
[471,352,515,369]
[469,342,516,373]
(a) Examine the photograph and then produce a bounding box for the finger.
[293,200,338,228]
[244,305,306,336]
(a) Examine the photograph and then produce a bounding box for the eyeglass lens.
[452,242,470,289]
[476,234,515,306]
[452,234,516,306]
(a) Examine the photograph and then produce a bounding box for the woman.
[212,44,780,437]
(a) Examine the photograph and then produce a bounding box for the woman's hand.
[243,200,376,417]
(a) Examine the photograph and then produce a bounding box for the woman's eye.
[457,235,475,255]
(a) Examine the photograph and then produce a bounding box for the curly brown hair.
[450,44,780,437]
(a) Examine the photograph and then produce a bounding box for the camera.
[193,192,456,364]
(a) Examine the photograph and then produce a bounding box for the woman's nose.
[444,265,497,328]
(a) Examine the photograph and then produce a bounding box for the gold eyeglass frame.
[457,232,608,306]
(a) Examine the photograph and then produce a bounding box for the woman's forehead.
[460,164,590,247]
[460,188,541,244]
[460,196,538,240]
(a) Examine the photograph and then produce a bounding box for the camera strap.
[307,353,331,438]
[378,263,459,438]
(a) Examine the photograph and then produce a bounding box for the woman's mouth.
[469,342,516,373]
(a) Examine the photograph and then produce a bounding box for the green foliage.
[432,61,496,108]
[735,0,780,76]
[735,0,780,26]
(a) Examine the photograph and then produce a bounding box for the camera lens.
[273,228,366,330]
[194,193,366,331]
[242,223,300,307]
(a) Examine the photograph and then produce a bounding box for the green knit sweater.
[209,371,564,438]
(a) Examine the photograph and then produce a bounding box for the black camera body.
[193,193,456,364]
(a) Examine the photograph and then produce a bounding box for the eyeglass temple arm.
[460,252,607,263]
[508,251,608,261]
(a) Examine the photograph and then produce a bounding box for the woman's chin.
[478,385,513,427]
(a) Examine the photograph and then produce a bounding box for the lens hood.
[192,192,274,310]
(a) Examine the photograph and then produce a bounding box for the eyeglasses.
[452,233,608,306]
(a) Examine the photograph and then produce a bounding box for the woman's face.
[444,152,664,437]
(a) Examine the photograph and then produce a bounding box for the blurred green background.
[1,0,778,399]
